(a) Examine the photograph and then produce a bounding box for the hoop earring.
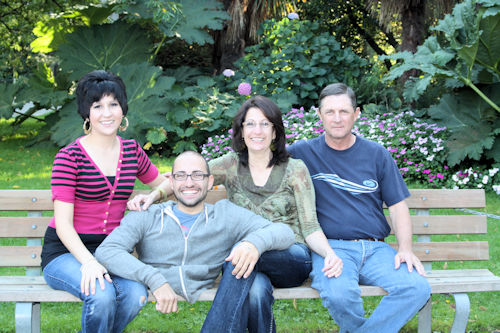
[119,117,129,132]
[83,119,91,135]
[270,140,276,152]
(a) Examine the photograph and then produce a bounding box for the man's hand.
[321,251,343,278]
[395,250,426,276]
[225,241,259,279]
[153,283,179,314]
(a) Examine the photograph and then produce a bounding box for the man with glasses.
[95,150,294,332]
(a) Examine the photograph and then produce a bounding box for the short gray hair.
[318,83,357,110]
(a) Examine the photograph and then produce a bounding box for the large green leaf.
[171,0,229,45]
[476,12,500,75]
[428,85,500,165]
[50,99,84,146]
[31,5,114,53]
[110,63,174,144]
[57,22,151,81]
[0,83,22,118]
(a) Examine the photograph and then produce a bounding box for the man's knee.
[248,273,273,305]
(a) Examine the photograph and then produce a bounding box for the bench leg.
[417,297,432,333]
[15,302,40,333]
[451,293,470,333]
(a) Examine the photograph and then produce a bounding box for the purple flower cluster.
[237,82,252,96]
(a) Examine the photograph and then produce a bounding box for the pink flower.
[222,69,235,77]
[437,173,444,179]
[238,82,252,96]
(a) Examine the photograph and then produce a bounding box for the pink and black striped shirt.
[49,136,159,235]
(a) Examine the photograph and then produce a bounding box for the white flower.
[489,168,499,177]
[452,175,459,182]
[463,177,469,184]
[493,185,500,195]
[477,184,483,188]
[482,175,489,184]
[426,155,435,161]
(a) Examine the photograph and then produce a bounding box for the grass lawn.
[1,119,499,332]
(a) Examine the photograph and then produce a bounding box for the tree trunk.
[212,0,247,74]
[400,0,426,82]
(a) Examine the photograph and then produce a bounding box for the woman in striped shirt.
[41,70,165,333]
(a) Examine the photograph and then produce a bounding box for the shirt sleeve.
[291,159,322,239]
[50,148,77,203]
[208,153,235,186]
[379,149,410,207]
[135,141,159,184]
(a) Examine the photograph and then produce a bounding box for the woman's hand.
[80,258,113,296]
[127,193,157,211]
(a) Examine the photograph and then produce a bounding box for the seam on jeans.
[228,273,252,331]
[360,240,366,267]
[43,271,82,298]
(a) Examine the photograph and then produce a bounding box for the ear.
[207,175,214,190]
[354,106,361,119]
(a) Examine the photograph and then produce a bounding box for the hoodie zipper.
[164,205,208,303]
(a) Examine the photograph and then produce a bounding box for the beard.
[173,186,208,208]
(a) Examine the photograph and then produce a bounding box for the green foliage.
[58,22,152,81]
[119,0,229,45]
[382,0,500,166]
[428,85,500,165]
[219,18,389,110]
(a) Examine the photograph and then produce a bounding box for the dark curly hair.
[231,95,289,167]
[75,70,128,120]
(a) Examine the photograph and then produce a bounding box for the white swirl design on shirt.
[312,173,378,195]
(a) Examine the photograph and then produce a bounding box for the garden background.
[1,0,500,331]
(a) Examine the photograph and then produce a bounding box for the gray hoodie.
[95,199,294,303]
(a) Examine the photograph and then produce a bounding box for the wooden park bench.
[1,188,499,332]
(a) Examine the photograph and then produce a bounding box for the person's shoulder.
[357,136,386,152]
[56,139,82,158]
[209,152,238,165]
[289,136,322,153]
[120,137,140,150]
[288,157,308,171]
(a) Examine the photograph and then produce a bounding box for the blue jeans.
[248,243,312,333]
[201,260,257,333]
[310,240,431,333]
[43,253,148,333]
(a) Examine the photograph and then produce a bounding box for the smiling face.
[88,94,123,137]
[318,94,360,149]
[170,152,214,214]
[242,107,276,154]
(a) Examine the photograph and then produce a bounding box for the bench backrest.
[0,189,487,274]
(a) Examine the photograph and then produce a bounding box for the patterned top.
[209,152,322,244]
[48,136,159,234]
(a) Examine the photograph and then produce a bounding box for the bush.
[216,17,393,111]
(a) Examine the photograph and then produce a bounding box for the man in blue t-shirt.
[288,83,431,332]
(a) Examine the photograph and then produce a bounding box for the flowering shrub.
[201,105,500,193]
[237,82,252,96]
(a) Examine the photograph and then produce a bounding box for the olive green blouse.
[208,152,322,244]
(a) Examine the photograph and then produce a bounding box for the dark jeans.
[249,243,312,333]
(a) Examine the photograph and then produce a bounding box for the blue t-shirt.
[288,135,410,240]
[173,205,200,236]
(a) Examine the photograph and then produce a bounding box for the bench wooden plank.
[0,215,487,240]
[404,189,485,208]
[1,241,489,267]
[0,217,50,238]
[0,188,487,210]
[2,269,500,303]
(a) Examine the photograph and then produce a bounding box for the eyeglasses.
[243,121,273,129]
[172,171,209,181]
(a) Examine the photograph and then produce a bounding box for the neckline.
[76,136,123,190]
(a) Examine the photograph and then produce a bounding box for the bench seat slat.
[2,269,500,303]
